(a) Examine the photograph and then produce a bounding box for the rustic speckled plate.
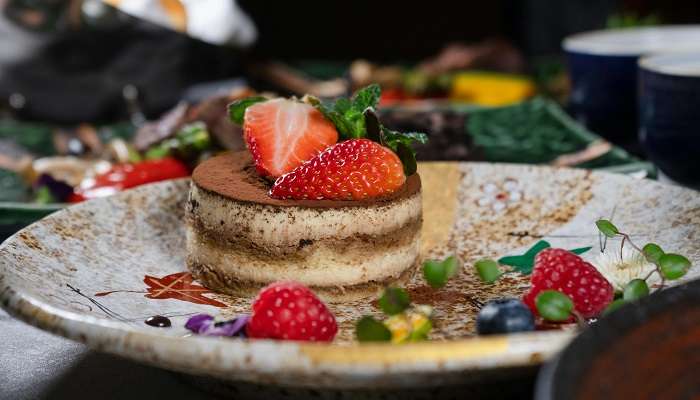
[1,162,699,389]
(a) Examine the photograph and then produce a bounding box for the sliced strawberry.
[270,138,407,201]
[243,98,338,178]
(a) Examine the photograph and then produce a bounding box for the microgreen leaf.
[474,259,502,284]
[378,287,411,315]
[569,246,593,255]
[395,142,417,176]
[535,290,574,322]
[596,219,619,238]
[227,96,267,125]
[356,316,392,342]
[642,243,665,264]
[658,253,692,280]
[498,240,551,274]
[623,279,649,301]
[603,299,627,315]
[423,256,461,288]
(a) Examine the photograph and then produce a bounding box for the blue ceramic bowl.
[563,26,700,148]
[639,53,700,186]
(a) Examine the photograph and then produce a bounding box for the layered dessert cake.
[185,85,427,300]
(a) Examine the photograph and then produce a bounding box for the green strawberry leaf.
[499,241,594,275]
[569,246,593,255]
[396,142,417,176]
[498,240,551,274]
[227,96,267,125]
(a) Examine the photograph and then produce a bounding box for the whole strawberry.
[270,138,406,201]
[246,281,338,342]
[523,248,613,319]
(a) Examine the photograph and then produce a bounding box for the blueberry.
[476,298,535,335]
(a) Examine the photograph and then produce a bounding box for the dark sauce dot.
[145,315,171,328]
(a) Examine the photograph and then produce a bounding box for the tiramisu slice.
[185,85,427,301]
[186,151,421,301]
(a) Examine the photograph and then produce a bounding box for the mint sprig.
[378,287,411,315]
[309,85,427,175]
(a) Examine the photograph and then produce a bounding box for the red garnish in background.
[71,157,189,202]
[270,138,406,200]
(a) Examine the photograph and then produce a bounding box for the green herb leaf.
[227,96,267,125]
[623,279,649,301]
[658,253,692,280]
[356,316,391,342]
[381,129,429,148]
[642,243,665,264]
[396,142,417,176]
[535,290,574,321]
[596,219,619,238]
[378,287,411,315]
[569,246,593,255]
[423,256,461,288]
[363,109,382,143]
[474,259,502,284]
[499,240,551,274]
[353,83,381,111]
[603,299,627,315]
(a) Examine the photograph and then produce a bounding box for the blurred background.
[2,0,700,239]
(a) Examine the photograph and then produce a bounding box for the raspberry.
[270,139,406,200]
[246,281,337,342]
[523,248,613,319]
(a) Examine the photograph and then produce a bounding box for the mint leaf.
[363,109,382,142]
[352,83,381,111]
[396,142,417,176]
[227,96,267,125]
[356,316,391,342]
[378,287,410,315]
[499,240,551,274]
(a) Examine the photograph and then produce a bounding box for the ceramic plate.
[1,162,699,389]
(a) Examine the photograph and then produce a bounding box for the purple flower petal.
[185,314,213,333]
[185,314,249,337]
